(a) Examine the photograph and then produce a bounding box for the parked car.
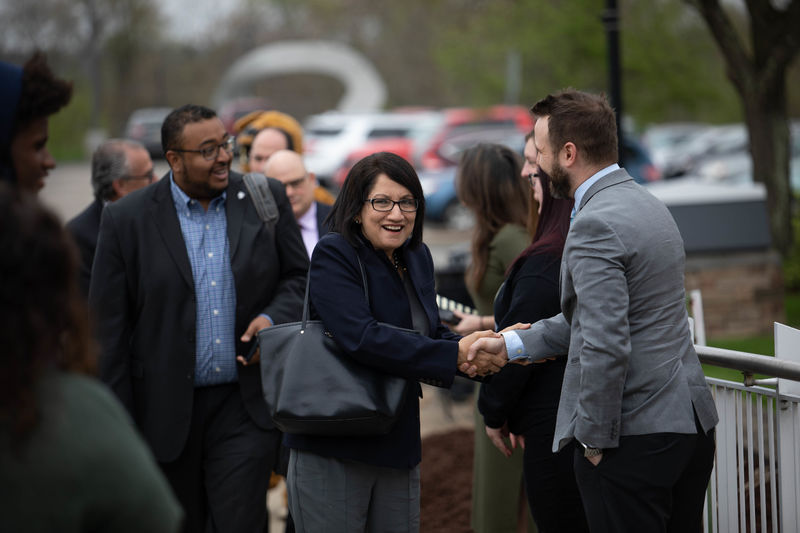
[694,122,800,193]
[331,137,415,189]
[412,106,533,171]
[303,110,441,187]
[622,134,662,184]
[661,124,748,178]
[641,122,710,173]
[123,107,172,159]
[421,133,659,228]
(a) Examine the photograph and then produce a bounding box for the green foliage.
[431,0,742,125]
[47,81,95,162]
[784,202,800,291]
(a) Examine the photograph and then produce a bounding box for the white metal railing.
[696,322,800,533]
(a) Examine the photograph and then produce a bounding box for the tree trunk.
[742,74,793,255]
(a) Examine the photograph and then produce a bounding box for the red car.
[332,137,414,189]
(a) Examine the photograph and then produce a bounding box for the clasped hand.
[457,322,535,377]
[456,325,528,377]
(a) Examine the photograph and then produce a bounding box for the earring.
[354,218,361,224]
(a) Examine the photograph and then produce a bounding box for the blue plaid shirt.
[170,175,238,386]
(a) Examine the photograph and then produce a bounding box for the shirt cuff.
[501,330,528,361]
[259,313,274,327]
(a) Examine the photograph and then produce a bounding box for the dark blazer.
[89,171,309,462]
[284,232,460,469]
[66,197,104,297]
[315,201,332,236]
[478,252,565,434]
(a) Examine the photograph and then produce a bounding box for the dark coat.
[478,252,565,435]
[66,197,104,297]
[89,171,309,462]
[284,232,460,469]
[315,201,332,236]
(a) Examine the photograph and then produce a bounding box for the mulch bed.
[420,428,475,533]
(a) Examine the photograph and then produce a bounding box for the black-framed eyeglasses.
[172,137,235,161]
[124,168,156,183]
[281,174,308,189]
[365,198,419,212]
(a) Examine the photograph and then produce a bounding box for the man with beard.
[469,89,718,533]
[89,104,309,532]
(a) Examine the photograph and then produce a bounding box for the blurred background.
[2,0,799,342]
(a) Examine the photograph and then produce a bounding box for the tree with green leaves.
[686,0,800,256]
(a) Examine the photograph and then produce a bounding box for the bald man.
[264,149,331,258]
[249,128,293,174]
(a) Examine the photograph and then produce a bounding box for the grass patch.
[700,290,800,382]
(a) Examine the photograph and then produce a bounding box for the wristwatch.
[584,446,603,458]
[579,440,603,458]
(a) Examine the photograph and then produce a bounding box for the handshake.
[456,323,530,378]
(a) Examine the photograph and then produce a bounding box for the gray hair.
[91,139,145,201]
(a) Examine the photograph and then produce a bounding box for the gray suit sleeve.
[569,214,631,449]
[517,312,571,359]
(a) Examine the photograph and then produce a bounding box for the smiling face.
[167,117,231,208]
[534,116,572,199]
[11,116,56,194]
[359,173,417,260]
[523,137,544,214]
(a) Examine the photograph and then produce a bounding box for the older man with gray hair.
[66,139,154,296]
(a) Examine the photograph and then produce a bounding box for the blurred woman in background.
[451,143,536,533]
[477,134,588,532]
[0,186,182,532]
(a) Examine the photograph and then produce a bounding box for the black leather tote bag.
[258,254,412,436]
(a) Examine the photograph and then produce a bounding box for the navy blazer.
[315,201,332,236]
[284,232,460,469]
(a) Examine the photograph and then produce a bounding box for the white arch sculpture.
[212,40,387,112]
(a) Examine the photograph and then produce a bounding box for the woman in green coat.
[452,143,537,533]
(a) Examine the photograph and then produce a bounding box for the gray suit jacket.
[518,168,718,452]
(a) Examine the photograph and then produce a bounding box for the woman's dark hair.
[508,168,574,274]
[0,185,95,439]
[12,51,73,138]
[327,152,425,249]
[455,143,530,292]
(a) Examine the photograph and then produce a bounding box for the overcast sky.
[161,0,243,42]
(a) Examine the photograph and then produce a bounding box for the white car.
[303,111,440,186]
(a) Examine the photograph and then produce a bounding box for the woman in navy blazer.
[284,152,502,532]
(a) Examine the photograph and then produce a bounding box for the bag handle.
[243,172,279,225]
[301,251,367,329]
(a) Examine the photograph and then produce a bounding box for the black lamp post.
[603,0,624,166]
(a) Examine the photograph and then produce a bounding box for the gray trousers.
[287,449,420,533]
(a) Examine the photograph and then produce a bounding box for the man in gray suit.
[469,89,718,533]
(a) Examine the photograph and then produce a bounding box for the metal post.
[602,0,623,166]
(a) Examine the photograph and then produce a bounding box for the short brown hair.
[531,89,618,165]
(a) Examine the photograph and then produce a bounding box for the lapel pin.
[237,191,246,200]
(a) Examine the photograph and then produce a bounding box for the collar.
[572,163,620,216]
[169,170,226,211]
[297,201,317,229]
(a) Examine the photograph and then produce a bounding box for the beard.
[548,161,571,199]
